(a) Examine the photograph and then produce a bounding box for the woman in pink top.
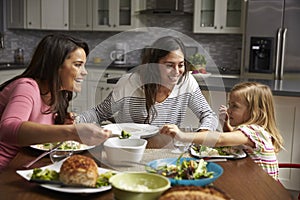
[0,34,111,170]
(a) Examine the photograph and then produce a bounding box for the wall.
[0,0,242,73]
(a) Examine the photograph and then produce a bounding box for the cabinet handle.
[108,24,111,27]
[214,26,217,29]
[86,24,89,27]
[28,22,32,25]
[220,26,223,29]
[113,24,116,27]
[106,87,110,91]
[100,87,104,90]
[65,23,68,26]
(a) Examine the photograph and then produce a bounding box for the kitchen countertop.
[2,63,299,97]
[0,63,26,70]
[107,76,300,97]
[200,77,300,97]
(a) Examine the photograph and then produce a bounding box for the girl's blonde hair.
[231,82,284,152]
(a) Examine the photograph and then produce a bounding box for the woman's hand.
[74,123,111,146]
[218,105,232,132]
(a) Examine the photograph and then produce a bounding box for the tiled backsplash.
[0,0,242,74]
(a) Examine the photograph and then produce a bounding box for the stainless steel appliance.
[243,0,300,80]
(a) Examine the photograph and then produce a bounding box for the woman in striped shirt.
[79,36,218,131]
[160,82,284,180]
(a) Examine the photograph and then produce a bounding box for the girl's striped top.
[237,124,279,180]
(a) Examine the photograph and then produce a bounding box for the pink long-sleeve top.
[0,78,53,169]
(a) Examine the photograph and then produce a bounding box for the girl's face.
[158,49,185,88]
[227,92,250,126]
[59,48,87,93]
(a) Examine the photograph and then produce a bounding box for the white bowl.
[103,137,147,165]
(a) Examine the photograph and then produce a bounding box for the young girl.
[160,82,284,180]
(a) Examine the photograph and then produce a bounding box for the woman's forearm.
[17,121,76,146]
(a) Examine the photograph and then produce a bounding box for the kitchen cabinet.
[70,68,127,113]
[26,0,41,29]
[92,0,145,31]
[69,80,88,114]
[6,0,26,29]
[41,0,69,30]
[69,0,93,30]
[274,96,300,191]
[0,69,25,83]
[193,0,245,34]
[86,68,127,109]
[7,0,69,30]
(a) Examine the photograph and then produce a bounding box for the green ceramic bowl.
[109,172,171,200]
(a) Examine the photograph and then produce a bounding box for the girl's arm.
[160,124,254,147]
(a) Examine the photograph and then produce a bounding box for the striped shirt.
[79,72,218,130]
[237,124,279,180]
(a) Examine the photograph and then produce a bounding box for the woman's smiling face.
[59,47,87,93]
[158,49,185,88]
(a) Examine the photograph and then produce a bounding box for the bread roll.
[59,155,98,187]
[159,186,232,200]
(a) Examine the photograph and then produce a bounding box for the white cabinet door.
[274,96,300,191]
[41,0,69,30]
[69,0,93,30]
[0,69,25,83]
[86,68,126,108]
[92,0,145,31]
[26,0,41,29]
[7,0,69,30]
[193,0,245,34]
[6,0,26,29]
[69,80,88,113]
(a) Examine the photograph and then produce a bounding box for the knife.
[23,141,64,169]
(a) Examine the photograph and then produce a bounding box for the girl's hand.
[218,105,232,132]
[74,123,111,146]
[159,124,185,141]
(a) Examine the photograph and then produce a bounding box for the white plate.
[16,160,112,193]
[102,123,159,139]
[30,141,95,152]
[190,145,247,159]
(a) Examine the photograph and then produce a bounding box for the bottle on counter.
[14,48,24,64]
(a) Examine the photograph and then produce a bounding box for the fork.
[23,142,64,169]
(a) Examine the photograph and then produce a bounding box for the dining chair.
[278,163,300,200]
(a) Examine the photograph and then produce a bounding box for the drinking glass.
[171,126,193,154]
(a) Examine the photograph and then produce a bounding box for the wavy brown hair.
[231,82,284,152]
[138,36,189,123]
[0,34,89,124]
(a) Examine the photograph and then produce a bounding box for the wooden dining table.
[0,141,292,200]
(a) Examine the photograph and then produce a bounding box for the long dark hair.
[139,36,188,123]
[0,34,89,124]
